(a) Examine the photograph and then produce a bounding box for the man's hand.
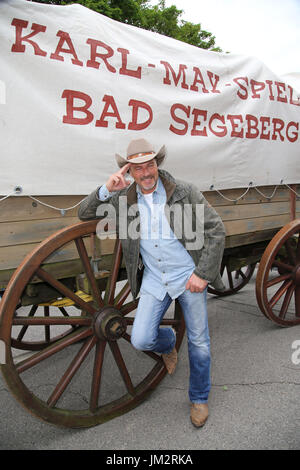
[106,163,131,192]
[185,273,208,293]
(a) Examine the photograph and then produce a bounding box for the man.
[78,138,225,427]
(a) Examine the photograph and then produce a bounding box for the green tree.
[28,0,222,51]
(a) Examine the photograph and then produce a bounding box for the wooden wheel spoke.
[36,267,96,316]
[220,261,226,277]
[269,279,293,308]
[13,316,91,326]
[237,269,246,280]
[16,327,93,374]
[44,306,50,342]
[295,287,300,317]
[90,340,106,412]
[75,236,104,308]
[114,281,131,309]
[120,299,139,316]
[47,335,97,408]
[266,273,292,288]
[58,307,77,330]
[104,239,122,305]
[226,267,234,289]
[58,307,76,329]
[16,304,38,341]
[296,235,300,261]
[109,340,135,396]
[272,260,294,272]
[279,284,295,319]
[285,239,297,266]
[58,307,70,317]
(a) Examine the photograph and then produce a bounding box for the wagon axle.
[93,306,127,341]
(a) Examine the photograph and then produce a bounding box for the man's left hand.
[185,274,208,293]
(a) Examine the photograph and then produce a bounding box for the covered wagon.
[0,0,299,428]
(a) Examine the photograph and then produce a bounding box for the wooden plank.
[0,219,114,253]
[225,228,280,249]
[0,241,82,271]
[0,195,85,223]
[224,212,300,237]
[0,235,116,271]
[0,216,79,247]
[0,252,116,290]
[215,201,290,221]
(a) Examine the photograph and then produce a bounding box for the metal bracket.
[91,257,102,274]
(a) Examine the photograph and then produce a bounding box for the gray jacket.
[78,169,226,297]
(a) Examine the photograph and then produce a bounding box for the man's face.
[129,159,159,194]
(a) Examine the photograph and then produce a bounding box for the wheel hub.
[93,306,127,340]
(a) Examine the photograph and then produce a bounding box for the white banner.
[0,0,299,195]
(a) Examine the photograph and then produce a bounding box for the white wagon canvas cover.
[0,0,299,196]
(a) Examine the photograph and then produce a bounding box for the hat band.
[127,152,155,160]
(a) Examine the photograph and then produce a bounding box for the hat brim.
[115,145,166,169]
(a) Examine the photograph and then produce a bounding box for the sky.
[152,0,300,78]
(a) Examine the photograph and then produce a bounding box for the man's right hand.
[105,163,131,192]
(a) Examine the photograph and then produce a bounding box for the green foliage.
[27,0,222,51]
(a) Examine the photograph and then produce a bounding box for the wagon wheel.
[208,259,256,296]
[256,219,300,327]
[0,221,185,428]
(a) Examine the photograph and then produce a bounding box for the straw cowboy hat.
[115,138,166,168]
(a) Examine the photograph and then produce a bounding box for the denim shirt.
[99,178,195,300]
[136,178,195,300]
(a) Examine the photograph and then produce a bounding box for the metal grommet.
[14,186,22,194]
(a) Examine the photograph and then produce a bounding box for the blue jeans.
[131,289,211,403]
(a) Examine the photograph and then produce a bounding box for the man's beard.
[140,175,157,191]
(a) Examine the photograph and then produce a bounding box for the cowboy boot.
[190,403,209,427]
[162,347,178,375]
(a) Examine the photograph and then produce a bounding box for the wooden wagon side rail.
[204,184,300,249]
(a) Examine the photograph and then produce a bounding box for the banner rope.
[28,195,87,216]
[209,182,300,203]
[210,186,251,202]
[0,183,299,213]
[0,192,16,202]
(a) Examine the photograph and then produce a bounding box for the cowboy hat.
[115,138,166,168]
